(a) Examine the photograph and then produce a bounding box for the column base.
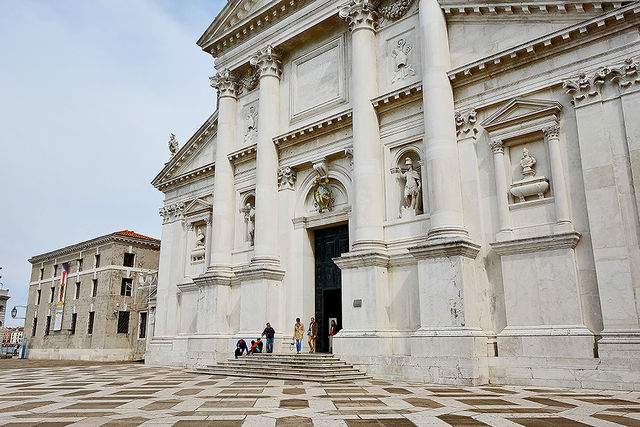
[598,329,640,359]
[497,325,596,359]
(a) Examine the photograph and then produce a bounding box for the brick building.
[24,231,160,361]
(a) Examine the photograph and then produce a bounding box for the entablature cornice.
[228,143,258,166]
[447,3,640,85]
[274,110,353,148]
[441,1,629,17]
[372,82,422,110]
[155,163,215,193]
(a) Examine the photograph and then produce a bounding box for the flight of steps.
[192,353,370,382]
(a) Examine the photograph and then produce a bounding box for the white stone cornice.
[155,163,215,192]
[372,82,422,109]
[339,0,380,32]
[250,45,283,79]
[441,2,629,16]
[333,251,390,269]
[490,231,581,255]
[209,69,240,98]
[448,3,640,84]
[227,143,257,165]
[274,110,353,147]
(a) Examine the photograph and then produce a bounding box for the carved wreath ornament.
[376,0,416,20]
[312,177,334,213]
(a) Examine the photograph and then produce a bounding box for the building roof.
[113,230,161,242]
[28,230,161,264]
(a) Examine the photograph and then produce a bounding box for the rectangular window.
[50,286,55,303]
[87,311,95,334]
[138,312,148,339]
[70,313,77,334]
[120,278,132,296]
[92,279,98,297]
[39,268,44,280]
[77,258,83,272]
[36,289,41,305]
[32,318,38,337]
[94,254,100,268]
[123,253,135,267]
[75,282,81,299]
[117,311,130,334]
[44,316,51,335]
[53,264,58,277]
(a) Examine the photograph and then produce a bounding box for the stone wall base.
[27,348,136,362]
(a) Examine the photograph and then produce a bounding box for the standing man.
[308,317,318,353]
[262,322,275,353]
[293,318,304,354]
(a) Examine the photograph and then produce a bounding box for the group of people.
[234,318,340,357]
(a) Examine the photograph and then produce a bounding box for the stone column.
[204,216,212,268]
[251,45,282,265]
[208,70,239,281]
[183,222,194,280]
[339,0,385,251]
[419,0,466,239]
[235,46,285,337]
[543,125,571,226]
[489,140,511,234]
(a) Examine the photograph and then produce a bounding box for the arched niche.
[391,145,425,218]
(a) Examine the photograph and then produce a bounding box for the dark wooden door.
[314,224,349,352]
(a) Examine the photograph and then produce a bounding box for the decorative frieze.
[377,0,416,20]
[455,109,478,139]
[339,0,379,32]
[159,202,186,224]
[209,69,240,98]
[277,166,297,191]
[250,45,283,79]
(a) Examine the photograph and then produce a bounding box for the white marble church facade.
[148,0,640,390]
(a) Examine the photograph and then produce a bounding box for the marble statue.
[520,148,537,177]
[194,228,205,248]
[243,203,255,245]
[168,133,179,157]
[392,157,421,215]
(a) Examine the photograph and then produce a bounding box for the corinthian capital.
[543,125,560,140]
[209,69,240,99]
[339,0,379,32]
[250,45,283,79]
[489,140,504,154]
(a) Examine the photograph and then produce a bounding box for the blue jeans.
[266,337,274,353]
[296,339,302,352]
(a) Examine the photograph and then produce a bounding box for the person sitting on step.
[248,340,258,355]
[235,338,248,359]
[256,337,264,353]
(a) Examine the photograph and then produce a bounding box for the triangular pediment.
[197,0,276,50]
[151,111,218,191]
[481,98,562,133]
[184,197,213,216]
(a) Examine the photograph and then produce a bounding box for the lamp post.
[10,306,27,359]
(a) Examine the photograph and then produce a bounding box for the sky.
[0,0,226,327]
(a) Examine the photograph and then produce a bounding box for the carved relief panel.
[378,17,421,94]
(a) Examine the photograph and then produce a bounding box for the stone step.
[214,364,360,375]
[191,352,369,382]
[191,368,367,382]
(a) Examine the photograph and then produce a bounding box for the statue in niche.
[244,106,258,143]
[194,227,206,248]
[391,157,422,217]
[391,39,415,84]
[242,202,255,245]
[519,148,537,178]
[168,133,179,157]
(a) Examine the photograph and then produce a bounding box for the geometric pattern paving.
[1,361,640,426]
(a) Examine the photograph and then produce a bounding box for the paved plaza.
[1,361,640,426]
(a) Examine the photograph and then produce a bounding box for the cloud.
[0,0,225,327]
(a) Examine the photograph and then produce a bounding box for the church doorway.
[314,224,349,353]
